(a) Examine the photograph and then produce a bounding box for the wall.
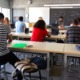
[12,0,80,7]
[0,0,10,8]
[11,0,80,24]
[12,0,80,14]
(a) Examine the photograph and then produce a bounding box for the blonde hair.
[4,17,9,25]
[38,17,43,20]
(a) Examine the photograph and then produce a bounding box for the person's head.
[19,16,23,21]
[72,19,79,26]
[34,20,46,29]
[77,18,80,23]
[0,13,4,23]
[4,17,9,25]
[59,16,63,22]
[38,17,43,20]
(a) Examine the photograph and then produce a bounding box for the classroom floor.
[5,64,80,80]
[1,52,80,80]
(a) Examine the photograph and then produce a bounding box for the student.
[0,13,23,80]
[38,17,43,20]
[66,19,80,44]
[56,16,64,30]
[30,20,50,42]
[15,16,26,33]
[70,18,80,27]
[4,17,10,25]
[4,17,11,30]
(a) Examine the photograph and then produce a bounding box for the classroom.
[0,0,80,80]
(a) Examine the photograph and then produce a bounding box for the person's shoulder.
[68,26,80,30]
[0,24,7,27]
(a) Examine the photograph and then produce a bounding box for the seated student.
[66,19,80,44]
[38,17,43,20]
[0,13,23,80]
[70,18,80,27]
[4,17,11,30]
[30,20,50,42]
[15,16,26,33]
[55,16,64,30]
[4,17,10,25]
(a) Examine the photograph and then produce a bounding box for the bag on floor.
[30,56,47,69]
[15,59,38,73]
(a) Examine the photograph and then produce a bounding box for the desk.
[11,32,66,41]
[48,34,66,40]
[8,40,64,53]
[8,40,64,80]
[11,32,32,39]
[59,30,67,35]
[63,44,80,67]
[11,28,67,35]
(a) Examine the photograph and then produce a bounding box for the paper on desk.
[12,43,27,48]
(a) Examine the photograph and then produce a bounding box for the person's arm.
[7,34,12,43]
[47,33,51,37]
[58,25,64,30]
[65,29,69,42]
[44,29,51,37]
[6,26,13,43]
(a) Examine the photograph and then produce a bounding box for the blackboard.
[50,8,80,25]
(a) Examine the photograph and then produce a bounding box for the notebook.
[12,43,27,48]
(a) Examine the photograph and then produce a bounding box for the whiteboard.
[29,7,50,25]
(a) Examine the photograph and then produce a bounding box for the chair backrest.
[51,28,59,35]
[25,28,29,34]
[11,24,15,29]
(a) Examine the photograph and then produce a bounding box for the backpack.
[30,56,47,69]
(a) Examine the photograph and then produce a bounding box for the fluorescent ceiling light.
[44,4,80,7]
[50,6,73,9]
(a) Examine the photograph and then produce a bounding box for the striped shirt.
[66,26,80,44]
[0,23,10,56]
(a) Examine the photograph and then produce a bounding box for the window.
[2,8,10,20]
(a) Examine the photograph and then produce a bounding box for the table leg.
[47,52,53,80]
[64,54,67,68]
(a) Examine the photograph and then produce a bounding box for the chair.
[13,56,47,80]
[23,69,42,80]
[51,28,59,35]
[0,65,8,80]
[67,56,80,79]
[10,24,15,29]
[25,28,29,34]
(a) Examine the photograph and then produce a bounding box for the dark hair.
[0,13,4,20]
[77,18,80,23]
[59,16,63,19]
[19,16,23,21]
[34,20,46,29]
[72,19,79,25]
